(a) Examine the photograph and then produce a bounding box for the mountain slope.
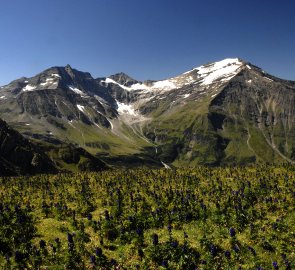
[1,58,294,167]
[0,118,57,175]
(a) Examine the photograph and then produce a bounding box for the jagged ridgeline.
[0,58,295,172]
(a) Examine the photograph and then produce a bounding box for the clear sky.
[0,0,294,85]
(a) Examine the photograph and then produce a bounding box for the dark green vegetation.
[0,118,57,176]
[0,118,107,176]
[0,166,294,269]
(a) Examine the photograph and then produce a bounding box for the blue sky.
[0,0,294,85]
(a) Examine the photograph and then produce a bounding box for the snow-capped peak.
[105,58,244,93]
[186,58,244,86]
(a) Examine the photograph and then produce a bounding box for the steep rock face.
[0,118,57,175]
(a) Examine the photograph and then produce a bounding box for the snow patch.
[247,80,252,83]
[77,104,86,113]
[108,119,114,129]
[51,74,61,78]
[264,77,274,82]
[22,84,37,91]
[183,94,190,98]
[68,85,86,96]
[40,77,55,86]
[105,77,177,92]
[0,96,6,99]
[152,80,176,90]
[246,65,252,70]
[184,76,195,85]
[25,123,31,126]
[116,100,137,116]
[197,58,243,86]
[103,78,131,91]
[211,94,217,98]
[130,83,150,90]
[129,80,176,91]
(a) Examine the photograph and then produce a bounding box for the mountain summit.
[1,58,294,168]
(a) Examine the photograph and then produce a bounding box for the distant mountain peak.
[65,64,73,70]
[185,58,244,86]
[109,72,139,87]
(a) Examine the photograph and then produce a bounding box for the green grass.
[0,165,294,269]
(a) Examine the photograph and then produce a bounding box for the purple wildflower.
[272,261,279,269]
[229,227,236,237]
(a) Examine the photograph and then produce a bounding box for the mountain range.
[1,58,294,174]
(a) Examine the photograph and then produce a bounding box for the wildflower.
[90,255,96,265]
[14,251,23,263]
[285,260,291,270]
[67,233,74,244]
[136,227,143,236]
[210,244,217,256]
[162,260,168,268]
[185,213,193,221]
[55,238,60,244]
[229,227,236,237]
[104,210,110,221]
[248,246,256,256]
[39,239,46,249]
[272,261,278,269]
[95,247,102,256]
[171,240,178,248]
[224,250,231,259]
[195,252,200,259]
[233,244,240,253]
[138,248,144,258]
[272,261,279,269]
[87,213,93,220]
[110,259,117,266]
[152,233,159,245]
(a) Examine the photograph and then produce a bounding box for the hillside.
[0,118,57,175]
